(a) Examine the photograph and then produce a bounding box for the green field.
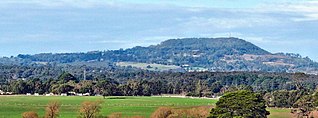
[268,108,293,118]
[0,96,215,118]
[0,96,291,118]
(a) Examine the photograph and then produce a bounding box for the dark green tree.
[209,90,270,118]
[58,72,77,83]
[95,79,118,98]
[211,81,222,93]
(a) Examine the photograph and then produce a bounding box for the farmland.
[0,96,214,118]
[0,96,291,118]
[116,62,182,71]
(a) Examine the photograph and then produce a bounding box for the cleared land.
[0,96,291,118]
[268,108,293,118]
[116,62,182,71]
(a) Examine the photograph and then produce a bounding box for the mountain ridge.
[2,37,318,74]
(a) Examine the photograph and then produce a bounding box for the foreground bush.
[45,101,61,118]
[150,107,174,118]
[150,106,211,118]
[78,100,104,118]
[22,111,39,118]
[107,112,122,118]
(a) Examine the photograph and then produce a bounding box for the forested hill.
[4,37,318,74]
[155,38,270,55]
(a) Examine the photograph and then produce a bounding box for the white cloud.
[259,1,318,21]
[0,0,123,8]
[178,16,278,32]
[293,13,318,21]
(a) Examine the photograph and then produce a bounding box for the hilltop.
[3,37,318,74]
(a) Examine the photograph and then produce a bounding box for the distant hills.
[3,37,318,74]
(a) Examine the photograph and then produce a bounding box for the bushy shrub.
[22,111,39,118]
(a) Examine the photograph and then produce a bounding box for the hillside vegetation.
[4,37,317,74]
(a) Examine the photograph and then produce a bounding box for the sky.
[0,0,317,61]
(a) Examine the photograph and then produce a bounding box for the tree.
[292,95,316,118]
[209,90,270,118]
[58,72,77,83]
[22,111,39,118]
[76,80,93,94]
[78,101,103,118]
[292,72,308,90]
[57,84,74,94]
[211,81,222,94]
[95,80,118,98]
[45,101,61,118]
[195,80,203,97]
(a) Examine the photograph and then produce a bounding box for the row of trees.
[0,72,306,97]
[2,71,318,98]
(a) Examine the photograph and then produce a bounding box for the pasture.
[0,96,214,118]
[0,96,291,118]
[116,62,182,71]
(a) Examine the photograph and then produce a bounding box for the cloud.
[0,0,317,61]
[0,0,119,8]
[258,1,318,21]
[181,16,278,30]
[293,13,318,21]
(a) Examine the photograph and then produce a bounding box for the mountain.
[5,37,318,74]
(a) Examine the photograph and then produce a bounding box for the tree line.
[2,71,317,97]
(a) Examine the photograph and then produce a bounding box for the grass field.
[0,96,215,118]
[0,96,292,118]
[268,108,293,118]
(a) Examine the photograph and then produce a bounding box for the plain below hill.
[3,37,318,74]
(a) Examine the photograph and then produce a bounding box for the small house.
[83,93,90,96]
[45,93,54,96]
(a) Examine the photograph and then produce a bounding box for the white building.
[60,93,67,96]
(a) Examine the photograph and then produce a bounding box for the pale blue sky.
[0,0,317,61]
